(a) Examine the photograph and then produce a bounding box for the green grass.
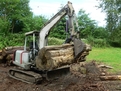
[87,47,121,74]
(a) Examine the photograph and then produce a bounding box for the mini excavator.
[9,1,91,84]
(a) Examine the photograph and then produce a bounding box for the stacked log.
[0,46,25,65]
[36,44,91,71]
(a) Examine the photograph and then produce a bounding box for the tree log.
[36,44,75,70]
[45,47,73,59]
[4,46,25,51]
[36,43,91,70]
[100,75,121,80]
[0,46,25,64]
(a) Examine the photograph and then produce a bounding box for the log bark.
[36,43,91,70]
[100,75,121,80]
[45,47,73,59]
[36,44,75,70]
[0,46,25,65]
[4,46,25,51]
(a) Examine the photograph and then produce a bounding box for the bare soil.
[0,61,121,91]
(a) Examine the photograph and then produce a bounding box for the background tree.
[0,0,32,33]
[98,0,121,46]
[22,15,47,32]
[77,9,97,38]
[49,17,66,39]
[93,26,108,39]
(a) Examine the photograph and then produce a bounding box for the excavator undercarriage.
[9,66,70,84]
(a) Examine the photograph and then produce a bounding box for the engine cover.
[13,50,31,70]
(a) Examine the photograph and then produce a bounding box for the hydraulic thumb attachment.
[73,38,91,62]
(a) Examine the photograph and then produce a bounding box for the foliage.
[49,17,67,39]
[92,26,109,39]
[0,34,65,49]
[48,37,64,45]
[0,0,114,48]
[77,9,97,38]
[0,18,10,34]
[77,9,110,47]
[0,33,24,49]
[98,0,121,47]
[0,0,32,33]
[87,36,109,47]
[22,15,47,32]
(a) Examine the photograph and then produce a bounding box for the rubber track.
[8,68,42,84]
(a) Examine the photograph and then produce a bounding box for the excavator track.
[8,68,42,84]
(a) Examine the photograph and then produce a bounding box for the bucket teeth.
[46,67,70,80]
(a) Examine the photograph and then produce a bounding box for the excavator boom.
[39,1,77,49]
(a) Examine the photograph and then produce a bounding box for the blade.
[46,67,70,80]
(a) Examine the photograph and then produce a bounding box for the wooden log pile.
[36,43,91,71]
[0,46,25,65]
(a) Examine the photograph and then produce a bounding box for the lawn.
[87,47,121,73]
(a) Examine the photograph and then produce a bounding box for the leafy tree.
[0,18,10,34]
[0,0,32,33]
[49,17,67,39]
[93,26,109,39]
[22,15,47,32]
[77,9,97,38]
[98,0,121,46]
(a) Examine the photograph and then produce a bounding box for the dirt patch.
[0,61,121,91]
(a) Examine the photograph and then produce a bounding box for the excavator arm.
[39,1,78,49]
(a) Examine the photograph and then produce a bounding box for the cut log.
[36,43,91,70]
[45,47,74,59]
[4,46,25,51]
[100,75,121,81]
[98,65,113,69]
[36,44,75,70]
[0,46,25,65]
[30,44,74,69]
[2,47,25,56]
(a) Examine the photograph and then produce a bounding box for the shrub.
[87,36,109,47]
[48,37,65,45]
[0,33,24,49]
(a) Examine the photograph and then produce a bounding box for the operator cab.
[24,30,39,59]
[13,30,40,70]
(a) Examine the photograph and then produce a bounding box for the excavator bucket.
[45,67,70,80]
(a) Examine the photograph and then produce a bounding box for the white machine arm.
[39,1,77,49]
